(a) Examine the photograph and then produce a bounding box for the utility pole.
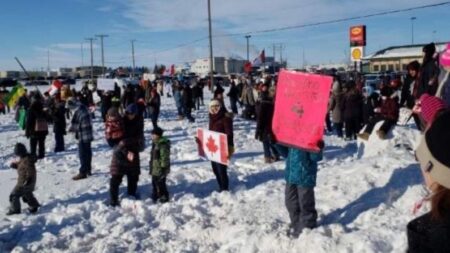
[207,0,214,91]
[47,48,50,77]
[411,17,417,45]
[279,44,285,67]
[131,39,136,78]
[85,37,96,84]
[245,35,251,62]
[96,34,108,77]
[81,43,84,66]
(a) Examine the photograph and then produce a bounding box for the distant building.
[57,68,75,77]
[75,66,107,78]
[364,42,448,72]
[0,71,22,79]
[191,57,255,76]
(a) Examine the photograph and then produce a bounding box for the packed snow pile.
[0,92,425,253]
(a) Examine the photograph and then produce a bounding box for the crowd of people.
[2,42,450,251]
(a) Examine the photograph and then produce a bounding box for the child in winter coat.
[277,140,324,238]
[149,127,171,203]
[358,86,399,140]
[407,110,450,252]
[7,143,40,215]
[362,86,380,125]
[109,138,140,207]
[105,107,124,147]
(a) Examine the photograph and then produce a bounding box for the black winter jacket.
[407,213,450,253]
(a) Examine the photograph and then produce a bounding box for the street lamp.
[207,0,214,91]
[411,17,417,45]
[245,35,251,62]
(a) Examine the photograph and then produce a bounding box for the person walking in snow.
[328,79,344,138]
[182,82,195,123]
[147,88,161,129]
[123,103,145,151]
[401,61,423,130]
[105,106,124,148]
[341,81,363,140]
[255,82,280,163]
[68,98,93,180]
[417,43,440,97]
[7,143,40,215]
[50,94,67,152]
[25,94,49,159]
[149,127,171,203]
[227,80,240,114]
[407,109,450,252]
[109,138,141,207]
[277,140,324,238]
[206,99,234,192]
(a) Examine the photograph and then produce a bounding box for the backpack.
[35,117,48,132]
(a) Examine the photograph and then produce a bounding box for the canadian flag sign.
[197,128,229,166]
[48,79,63,96]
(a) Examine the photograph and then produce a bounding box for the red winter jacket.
[380,98,399,122]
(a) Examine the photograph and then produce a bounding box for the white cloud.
[51,43,99,50]
[121,0,441,33]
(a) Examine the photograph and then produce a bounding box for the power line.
[215,1,450,37]
[109,2,450,63]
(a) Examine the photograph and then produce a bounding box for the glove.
[317,140,325,150]
[228,146,235,158]
[10,162,18,169]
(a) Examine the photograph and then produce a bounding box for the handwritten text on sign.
[272,70,332,152]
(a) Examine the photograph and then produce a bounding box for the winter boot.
[6,209,20,216]
[72,173,87,181]
[28,206,39,214]
[264,157,273,164]
[376,130,386,140]
[357,132,370,141]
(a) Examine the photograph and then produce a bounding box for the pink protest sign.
[272,70,333,152]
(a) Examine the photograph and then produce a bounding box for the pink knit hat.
[420,94,447,124]
[440,43,450,67]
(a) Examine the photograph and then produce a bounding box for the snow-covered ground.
[0,88,424,253]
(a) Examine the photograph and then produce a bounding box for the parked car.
[364,73,382,90]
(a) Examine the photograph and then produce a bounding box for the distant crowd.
[2,42,450,252]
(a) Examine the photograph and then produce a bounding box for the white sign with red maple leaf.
[197,128,229,166]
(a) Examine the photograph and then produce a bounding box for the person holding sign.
[277,141,324,238]
[205,99,234,192]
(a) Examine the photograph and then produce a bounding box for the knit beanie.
[420,94,447,124]
[440,43,450,68]
[14,143,28,157]
[151,127,164,136]
[416,110,450,189]
[126,103,138,115]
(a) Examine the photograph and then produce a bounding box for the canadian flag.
[163,64,175,77]
[197,128,229,165]
[252,49,265,67]
[48,79,63,96]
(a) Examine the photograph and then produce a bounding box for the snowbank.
[0,92,425,252]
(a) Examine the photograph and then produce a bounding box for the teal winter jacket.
[278,146,323,188]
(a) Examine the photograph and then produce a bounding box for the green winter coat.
[149,137,171,177]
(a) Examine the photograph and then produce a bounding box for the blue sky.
[0,0,449,70]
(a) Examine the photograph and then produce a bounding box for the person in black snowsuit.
[25,95,49,159]
[227,80,240,114]
[182,82,195,123]
[341,81,363,140]
[50,95,66,152]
